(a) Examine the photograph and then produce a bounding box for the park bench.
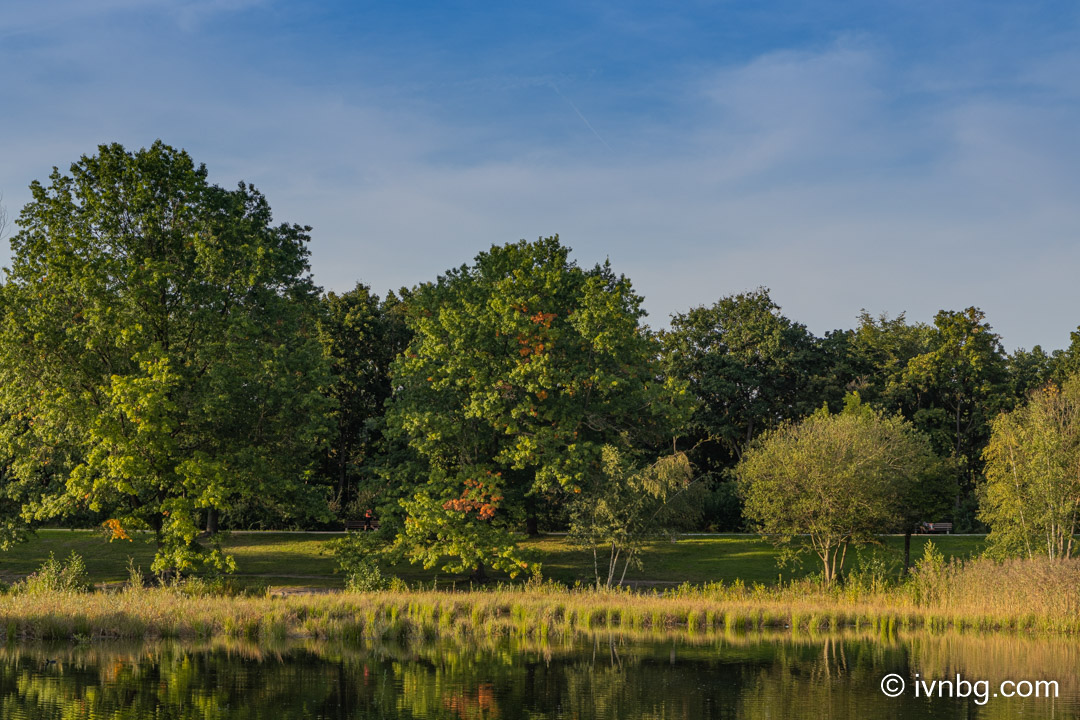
[919,522,953,534]
[344,517,380,532]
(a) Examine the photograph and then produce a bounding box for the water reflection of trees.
[0,633,1076,719]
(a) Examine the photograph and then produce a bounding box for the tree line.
[0,142,1076,582]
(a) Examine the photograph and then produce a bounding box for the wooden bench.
[344,518,380,532]
[919,522,953,534]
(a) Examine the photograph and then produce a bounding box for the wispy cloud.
[2,3,1080,351]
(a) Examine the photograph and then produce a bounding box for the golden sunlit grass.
[2,556,1078,642]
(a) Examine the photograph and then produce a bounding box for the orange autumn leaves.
[516,307,557,359]
[442,475,503,520]
[103,518,132,542]
[514,307,557,407]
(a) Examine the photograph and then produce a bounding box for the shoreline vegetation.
[4,553,1080,643]
[10,531,1080,642]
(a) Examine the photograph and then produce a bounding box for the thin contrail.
[550,82,612,151]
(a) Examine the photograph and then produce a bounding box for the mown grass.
[1,555,1077,643]
[0,530,986,588]
[531,534,986,585]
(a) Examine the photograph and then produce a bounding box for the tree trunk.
[525,494,539,536]
[903,530,912,574]
[337,434,350,506]
[593,545,601,590]
[606,541,619,588]
[206,508,219,535]
[617,550,634,587]
[151,513,173,582]
[471,562,488,583]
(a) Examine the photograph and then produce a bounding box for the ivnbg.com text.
[880,673,1058,705]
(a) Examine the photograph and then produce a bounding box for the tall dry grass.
[1,556,1078,642]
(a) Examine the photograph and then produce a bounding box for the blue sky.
[3,1,1080,350]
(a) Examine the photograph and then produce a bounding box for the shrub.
[126,557,148,590]
[909,540,951,606]
[844,551,892,600]
[333,532,390,591]
[20,551,92,594]
[346,558,389,592]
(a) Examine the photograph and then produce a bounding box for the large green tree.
[1049,328,1080,383]
[316,284,410,513]
[0,141,332,573]
[662,288,836,529]
[899,308,1009,528]
[980,377,1080,560]
[386,236,691,577]
[1007,345,1054,399]
[736,396,941,584]
[664,288,827,458]
[847,311,954,564]
[847,311,934,409]
[902,308,1009,459]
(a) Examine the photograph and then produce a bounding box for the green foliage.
[662,288,841,530]
[344,558,387,592]
[698,475,744,531]
[0,141,333,574]
[844,551,892,597]
[19,551,92,594]
[386,236,691,576]
[126,557,146,590]
[847,311,934,408]
[399,468,530,578]
[331,531,390,591]
[845,308,1014,534]
[0,486,28,552]
[900,308,1009,495]
[317,284,410,511]
[567,445,700,588]
[980,376,1080,560]
[1049,327,1080,383]
[1008,345,1054,398]
[665,288,830,459]
[908,540,950,606]
[737,395,942,584]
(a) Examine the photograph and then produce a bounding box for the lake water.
[2,631,1078,718]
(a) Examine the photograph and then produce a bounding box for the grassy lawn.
[529,534,985,585]
[0,530,986,589]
